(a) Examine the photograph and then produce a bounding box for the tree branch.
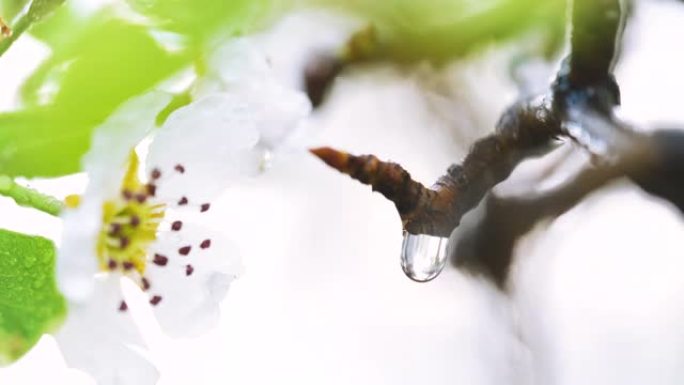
[311,0,684,285]
[312,96,561,237]
[452,127,684,286]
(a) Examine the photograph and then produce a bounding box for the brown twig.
[312,96,561,237]
[452,127,684,287]
[311,0,684,285]
[451,165,621,287]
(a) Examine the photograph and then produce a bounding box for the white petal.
[144,224,241,338]
[54,276,158,385]
[207,37,274,87]
[145,94,260,202]
[198,35,313,149]
[204,11,361,91]
[193,37,272,100]
[235,81,311,149]
[83,91,172,199]
[57,199,101,303]
[205,37,313,149]
[252,10,362,90]
[59,92,171,301]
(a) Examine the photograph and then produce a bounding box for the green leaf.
[0,228,66,365]
[26,0,65,22]
[0,0,28,21]
[26,3,82,48]
[0,14,190,178]
[126,0,273,44]
[317,0,566,62]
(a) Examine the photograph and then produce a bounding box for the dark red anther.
[130,215,140,227]
[153,254,168,266]
[171,220,183,231]
[200,239,211,249]
[109,223,122,235]
[146,184,157,197]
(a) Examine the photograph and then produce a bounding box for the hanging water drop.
[259,148,273,172]
[400,231,449,282]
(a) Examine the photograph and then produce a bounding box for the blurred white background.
[2,0,684,384]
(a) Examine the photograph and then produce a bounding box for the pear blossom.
[192,12,363,166]
[196,36,312,161]
[53,14,327,383]
[55,91,259,384]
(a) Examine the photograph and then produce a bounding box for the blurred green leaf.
[0,15,189,177]
[0,0,66,58]
[27,0,65,22]
[126,0,273,44]
[27,3,81,48]
[315,0,566,62]
[0,228,66,365]
[0,0,28,21]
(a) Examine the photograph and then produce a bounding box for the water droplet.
[259,149,273,172]
[400,231,449,282]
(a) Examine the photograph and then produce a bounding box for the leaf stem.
[0,13,31,58]
[0,176,64,216]
[0,0,66,58]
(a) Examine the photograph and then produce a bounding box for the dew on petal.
[400,231,449,282]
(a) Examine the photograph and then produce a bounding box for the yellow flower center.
[96,151,164,274]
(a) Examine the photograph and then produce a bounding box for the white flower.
[55,91,257,385]
[205,10,362,92]
[196,36,312,158]
[192,11,363,167]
